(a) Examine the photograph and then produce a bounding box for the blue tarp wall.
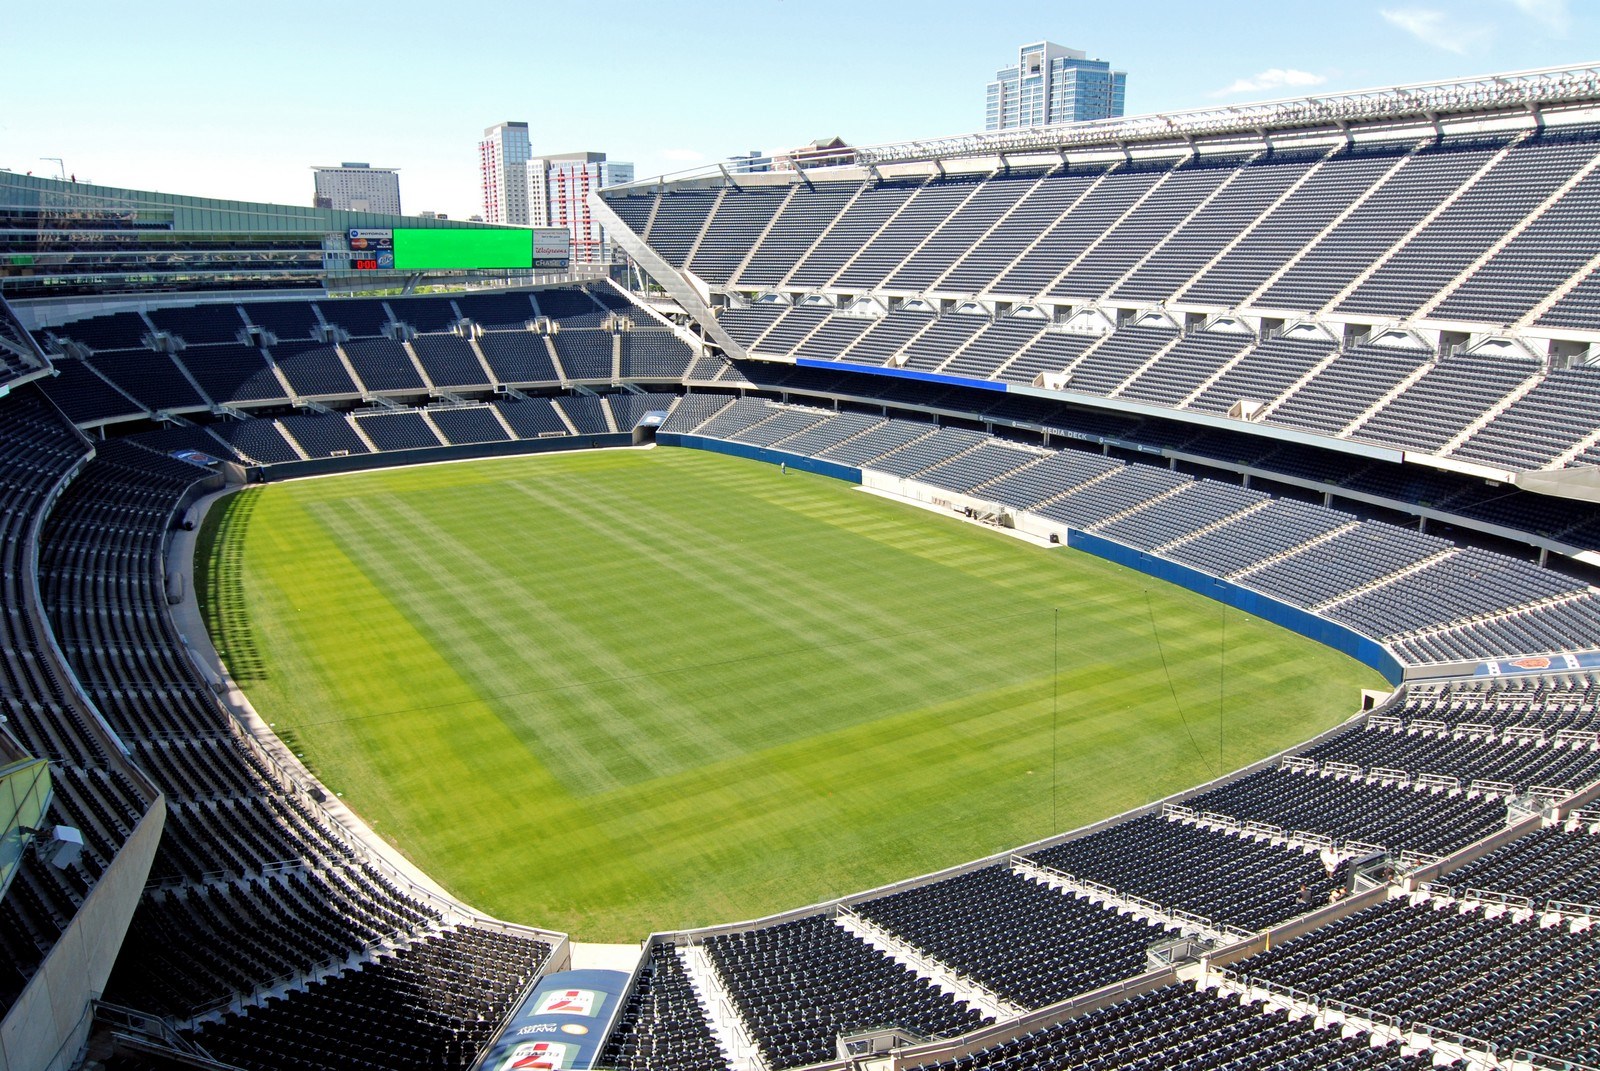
[658,433,862,484]
[1069,530,1405,685]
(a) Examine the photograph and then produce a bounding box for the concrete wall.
[0,797,165,1071]
[860,471,1404,685]
[255,433,635,482]
[656,433,861,483]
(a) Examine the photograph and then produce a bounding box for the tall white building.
[478,121,532,225]
[311,163,401,214]
[986,41,1126,130]
[526,151,634,262]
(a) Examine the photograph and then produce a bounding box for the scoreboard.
[347,228,571,271]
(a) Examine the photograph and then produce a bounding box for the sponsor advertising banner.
[472,969,632,1071]
[1476,650,1600,676]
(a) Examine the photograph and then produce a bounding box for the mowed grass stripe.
[333,493,744,782]
[213,447,1383,939]
[513,470,1045,717]
[311,496,687,789]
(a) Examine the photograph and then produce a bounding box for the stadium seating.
[851,866,1168,1009]
[598,941,731,1071]
[14,86,1600,1071]
[28,434,556,1068]
[703,914,990,1069]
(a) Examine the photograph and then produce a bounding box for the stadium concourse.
[7,62,1600,1071]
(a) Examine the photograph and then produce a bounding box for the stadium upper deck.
[596,63,1600,487]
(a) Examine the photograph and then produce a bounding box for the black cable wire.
[1145,589,1217,778]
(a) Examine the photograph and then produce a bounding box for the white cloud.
[659,148,706,163]
[1509,0,1570,32]
[1210,68,1328,98]
[1380,7,1492,53]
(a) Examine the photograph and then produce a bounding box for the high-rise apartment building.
[478,121,532,225]
[985,42,1126,130]
[311,163,401,214]
[526,151,634,263]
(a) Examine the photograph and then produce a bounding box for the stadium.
[7,55,1600,1071]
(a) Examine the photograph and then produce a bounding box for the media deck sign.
[472,968,631,1071]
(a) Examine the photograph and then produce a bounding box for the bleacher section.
[604,119,1600,481]
[0,391,157,1018]
[30,434,557,1069]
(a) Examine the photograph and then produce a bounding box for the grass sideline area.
[199,446,1384,941]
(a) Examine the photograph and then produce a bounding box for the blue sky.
[4,0,1594,219]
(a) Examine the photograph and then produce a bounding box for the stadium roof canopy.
[610,61,1600,191]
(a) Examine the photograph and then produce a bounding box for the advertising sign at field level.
[471,969,632,1071]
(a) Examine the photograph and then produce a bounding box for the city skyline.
[5,0,1594,220]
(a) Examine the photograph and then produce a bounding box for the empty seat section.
[534,288,609,329]
[340,338,426,393]
[387,296,458,333]
[556,395,610,435]
[1095,479,1267,550]
[1187,335,1336,414]
[411,335,489,389]
[994,163,1174,297]
[835,309,935,366]
[620,332,694,379]
[688,185,790,284]
[644,189,720,268]
[734,183,858,287]
[834,176,983,290]
[269,340,359,398]
[277,414,369,458]
[748,306,829,359]
[148,304,246,345]
[1182,140,1417,306]
[857,865,1167,1008]
[242,301,320,341]
[939,318,1049,380]
[176,344,288,405]
[1112,148,1327,302]
[478,332,561,384]
[788,180,922,287]
[89,350,208,411]
[704,914,989,1069]
[1063,325,1178,395]
[936,167,1101,295]
[39,358,145,423]
[1258,139,1505,311]
[208,419,302,464]
[1340,128,1600,318]
[1352,354,1540,453]
[354,411,442,452]
[886,170,1045,291]
[1048,160,1238,300]
[428,406,509,445]
[492,398,572,438]
[1116,331,1255,407]
[453,291,537,330]
[1037,465,1189,529]
[314,299,390,337]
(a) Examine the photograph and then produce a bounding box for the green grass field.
[199,447,1383,941]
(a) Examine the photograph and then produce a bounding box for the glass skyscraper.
[985,41,1127,130]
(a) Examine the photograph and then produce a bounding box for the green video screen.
[392,228,532,270]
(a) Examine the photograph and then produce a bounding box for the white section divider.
[835,908,1026,1022]
[678,944,769,1071]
